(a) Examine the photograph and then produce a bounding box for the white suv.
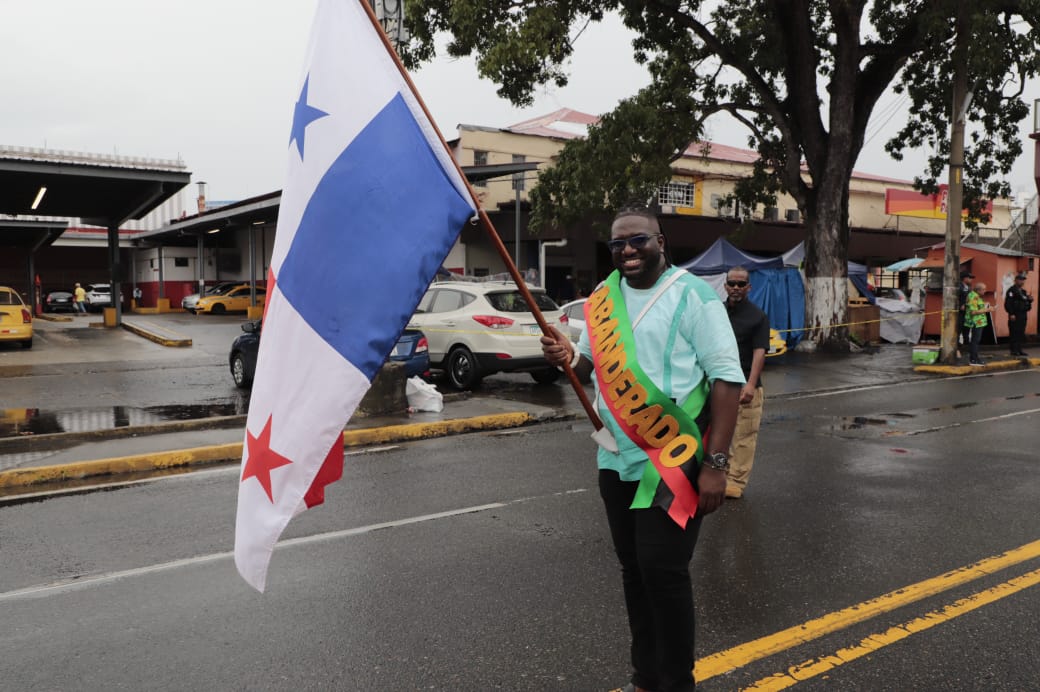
[84,283,112,310]
[409,281,566,389]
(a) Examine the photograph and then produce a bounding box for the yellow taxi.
[195,284,266,314]
[767,328,787,357]
[0,285,33,349]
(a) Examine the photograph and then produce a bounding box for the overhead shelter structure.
[680,238,806,347]
[133,161,539,314]
[916,242,1039,340]
[0,146,190,325]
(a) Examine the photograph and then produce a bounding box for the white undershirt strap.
[631,268,685,330]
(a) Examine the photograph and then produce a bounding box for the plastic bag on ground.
[405,376,443,413]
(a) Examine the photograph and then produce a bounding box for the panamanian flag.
[234,0,477,592]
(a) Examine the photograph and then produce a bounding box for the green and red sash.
[584,272,708,528]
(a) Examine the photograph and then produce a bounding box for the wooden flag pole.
[358,0,604,431]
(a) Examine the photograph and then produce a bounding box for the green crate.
[912,346,940,365]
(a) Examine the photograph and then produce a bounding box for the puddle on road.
[0,402,249,438]
[832,416,892,431]
[824,391,1040,434]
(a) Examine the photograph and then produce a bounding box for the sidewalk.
[1,340,1034,494]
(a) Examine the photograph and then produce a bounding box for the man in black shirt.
[1004,271,1033,356]
[723,266,771,499]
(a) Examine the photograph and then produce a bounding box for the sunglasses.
[726,280,749,288]
[607,233,660,252]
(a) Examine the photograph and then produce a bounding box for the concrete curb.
[121,320,192,347]
[35,313,75,322]
[0,415,246,453]
[914,356,1039,376]
[0,411,549,490]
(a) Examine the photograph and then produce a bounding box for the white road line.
[786,368,1036,401]
[896,406,1040,436]
[0,490,587,602]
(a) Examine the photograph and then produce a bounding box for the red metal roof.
[503,108,911,183]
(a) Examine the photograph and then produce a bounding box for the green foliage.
[402,0,1040,245]
[884,4,1040,225]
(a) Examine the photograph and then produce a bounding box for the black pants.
[600,470,703,692]
[1009,313,1027,353]
[969,324,985,363]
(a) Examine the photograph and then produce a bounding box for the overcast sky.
[2,0,1037,206]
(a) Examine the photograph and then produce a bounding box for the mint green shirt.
[578,267,745,480]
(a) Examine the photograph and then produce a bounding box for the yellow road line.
[743,567,1040,690]
[694,539,1040,682]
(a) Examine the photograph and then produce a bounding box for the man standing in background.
[1004,272,1032,356]
[73,283,87,314]
[723,266,770,499]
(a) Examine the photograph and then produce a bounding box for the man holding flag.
[542,208,743,692]
[234,0,476,592]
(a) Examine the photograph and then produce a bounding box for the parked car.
[44,290,76,313]
[84,283,123,311]
[196,285,266,314]
[558,298,587,341]
[0,286,33,349]
[229,320,430,389]
[182,281,242,313]
[408,281,565,389]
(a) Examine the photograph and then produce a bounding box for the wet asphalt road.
[1,322,1039,689]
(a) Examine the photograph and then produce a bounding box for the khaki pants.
[727,386,764,494]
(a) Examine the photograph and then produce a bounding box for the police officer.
[1004,272,1033,356]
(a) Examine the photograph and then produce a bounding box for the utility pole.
[941,10,970,364]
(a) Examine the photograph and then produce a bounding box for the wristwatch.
[703,452,730,471]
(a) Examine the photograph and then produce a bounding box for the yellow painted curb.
[342,412,533,447]
[120,322,192,347]
[0,412,536,490]
[35,313,74,322]
[0,443,241,489]
[915,357,1037,375]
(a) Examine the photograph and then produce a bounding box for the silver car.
[558,298,587,342]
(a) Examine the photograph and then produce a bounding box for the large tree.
[401,1,1040,349]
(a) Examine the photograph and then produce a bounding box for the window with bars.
[657,181,695,207]
[473,150,488,188]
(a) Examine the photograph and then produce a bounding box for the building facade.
[450,108,1018,302]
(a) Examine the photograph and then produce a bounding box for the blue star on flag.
[289,75,329,159]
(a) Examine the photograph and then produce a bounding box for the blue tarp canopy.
[681,239,805,347]
[680,238,785,275]
[884,257,924,272]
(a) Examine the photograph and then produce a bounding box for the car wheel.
[21,338,32,350]
[211,303,226,314]
[231,353,252,388]
[447,346,482,390]
[530,368,560,385]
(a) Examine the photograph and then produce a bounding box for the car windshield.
[485,290,558,313]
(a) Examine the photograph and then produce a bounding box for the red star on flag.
[242,415,293,502]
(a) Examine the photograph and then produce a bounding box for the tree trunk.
[801,182,850,351]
